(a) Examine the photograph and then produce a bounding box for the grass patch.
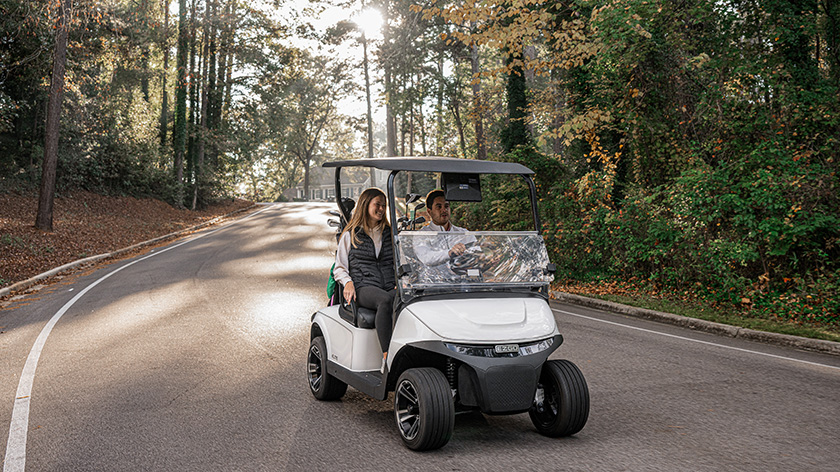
[1,234,26,248]
[1,233,54,256]
[583,292,840,343]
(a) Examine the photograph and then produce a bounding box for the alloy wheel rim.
[308,345,322,392]
[395,379,421,440]
[533,383,560,425]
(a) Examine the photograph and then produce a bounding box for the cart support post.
[523,175,541,232]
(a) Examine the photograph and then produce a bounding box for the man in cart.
[415,189,476,267]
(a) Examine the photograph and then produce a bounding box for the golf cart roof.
[323,156,534,175]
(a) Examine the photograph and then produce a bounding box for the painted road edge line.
[551,291,840,356]
[3,205,273,472]
[552,308,840,372]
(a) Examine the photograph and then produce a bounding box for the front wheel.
[529,359,589,437]
[394,368,454,451]
[307,336,347,401]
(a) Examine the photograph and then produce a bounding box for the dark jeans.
[356,285,396,353]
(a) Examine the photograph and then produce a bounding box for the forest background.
[1,0,838,335]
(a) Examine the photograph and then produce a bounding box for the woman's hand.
[344,281,356,302]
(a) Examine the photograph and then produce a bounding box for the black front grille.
[484,365,538,413]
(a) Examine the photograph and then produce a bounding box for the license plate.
[494,344,519,354]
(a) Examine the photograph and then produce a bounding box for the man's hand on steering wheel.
[448,243,467,258]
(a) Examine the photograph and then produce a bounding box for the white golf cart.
[308,157,589,450]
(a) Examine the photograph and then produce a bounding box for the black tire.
[394,368,454,451]
[307,336,347,401]
[529,359,589,437]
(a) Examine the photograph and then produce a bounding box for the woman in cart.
[333,188,395,372]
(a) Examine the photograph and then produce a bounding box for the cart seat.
[338,301,376,329]
[335,282,376,329]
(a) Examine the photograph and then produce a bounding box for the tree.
[35,0,72,231]
[500,52,530,153]
[159,0,170,149]
[275,53,353,200]
[470,37,486,159]
[173,0,189,207]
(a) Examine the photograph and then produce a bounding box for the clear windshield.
[397,231,553,297]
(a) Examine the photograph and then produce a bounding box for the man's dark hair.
[425,189,445,209]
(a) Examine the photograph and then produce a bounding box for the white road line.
[553,308,840,372]
[3,206,274,472]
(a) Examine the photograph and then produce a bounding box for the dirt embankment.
[1,190,253,289]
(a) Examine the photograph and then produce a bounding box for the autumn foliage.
[425,0,839,326]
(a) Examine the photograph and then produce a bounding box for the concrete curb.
[551,290,840,357]
[0,204,259,299]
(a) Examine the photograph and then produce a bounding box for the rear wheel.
[307,336,347,400]
[394,368,454,450]
[529,359,589,437]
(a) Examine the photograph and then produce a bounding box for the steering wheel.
[448,243,480,275]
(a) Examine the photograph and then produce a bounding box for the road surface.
[1,203,838,471]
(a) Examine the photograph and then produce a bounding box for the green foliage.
[500,61,531,153]
[0,0,314,208]
[431,0,840,326]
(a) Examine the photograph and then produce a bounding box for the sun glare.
[355,8,383,39]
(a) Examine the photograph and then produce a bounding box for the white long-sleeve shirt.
[416,221,475,266]
[333,226,383,286]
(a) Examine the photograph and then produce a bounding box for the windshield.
[397,231,553,299]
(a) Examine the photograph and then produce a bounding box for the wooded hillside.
[1,0,837,325]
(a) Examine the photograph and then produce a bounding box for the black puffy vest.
[348,227,395,290]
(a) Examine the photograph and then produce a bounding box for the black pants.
[357,285,396,353]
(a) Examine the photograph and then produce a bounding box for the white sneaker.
[380,356,387,374]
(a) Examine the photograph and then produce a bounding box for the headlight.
[444,343,497,357]
[518,338,554,356]
[444,338,554,358]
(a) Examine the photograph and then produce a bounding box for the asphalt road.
[1,203,838,471]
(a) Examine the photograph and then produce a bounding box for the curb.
[551,290,840,357]
[0,204,259,299]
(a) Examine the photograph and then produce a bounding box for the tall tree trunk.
[399,116,406,157]
[821,0,839,84]
[418,100,427,156]
[409,80,415,156]
[205,0,219,171]
[159,0,170,150]
[141,45,150,102]
[173,0,190,207]
[303,160,310,201]
[436,50,444,155]
[523,45,537,139]
[187,0,198,182]
[206,0,218,128]
[551,70,566,160]
[449,99,467,159]
[502,52,530,153]
[35,0,72,231]
[215,0,231,138]
[222,1,236,120]
[224,47,233,118]
[362,29,375,185]
[193,0,211,210]
[470,38,486,160]
[29,102,42,181]
[383,1,397,157]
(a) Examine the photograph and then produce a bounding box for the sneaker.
[380,353,388,374]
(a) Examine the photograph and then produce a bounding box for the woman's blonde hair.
[342,187,390,247]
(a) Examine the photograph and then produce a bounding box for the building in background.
[287,167,389,201]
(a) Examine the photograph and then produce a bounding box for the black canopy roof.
[323,156,534,175]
